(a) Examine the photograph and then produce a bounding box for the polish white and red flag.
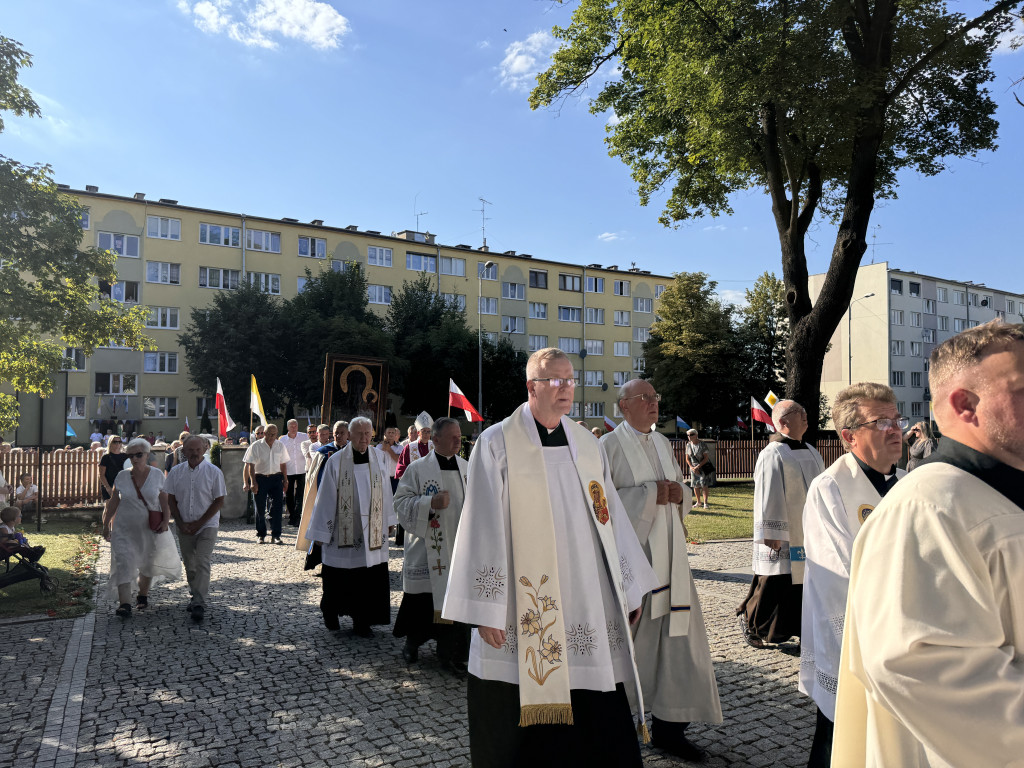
[603,415,617,432]
[449,379,484,422]
[751,397,775,433]
[216,377,236,437]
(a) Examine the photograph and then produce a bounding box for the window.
[297,277,308,293]
[368,285,392,305]
[199,223,240,247]
[585,308,604,324]
[479,297,498,315]
[586,276,604,293]
[923,328,934,343]
[442,293,466,311]
[969,293,979,307]
[144,351,178,374]
[613,371,630,387]
[331,259,349,273]
[923,299,935,314]
[99,280,140,304]
[246,229,281,253]
[909,281,920,297]
[406,252,436,272]
[95,373,137,395]
[584,371,604,387]
[80,211,90,230]
[585,402,605,417]
[249,272,281,295]
[147,307,179,329]
[558,306,581,322]
[368,246,392,267]
[970,320,980,328]
[1008,299,1017,314]
[502,282,526,300]
[479,331,496,343]
[953,291,966,305]
[502,316,525,334]
[655,285,666,298]
[633,297,652,313]
[939,316,949,331]
[614,341,630,357]
[897,401,906,413]
[558,337,581,354]
[910,312,921,327]
[98,232,140,258]
[890,278,903,295]
[146,261,181,285]
[633,326,650,342]
[199,267,240,290]
[614,310,630,326]
[891,310,904,325]
[568,403,582,418]
[954,318,966,332]
[529,302,547,319]
[910,342,922,356]
[478,262,497,280]
[146,216,181,241]
[529,270,548,289]
[528,335,548,352]
[67,396,86,420]
[143,396,177,418]
[891,340,905,355]
[440,256,465,276]
[62,348,86,371]
[937,286,948,302]
[613,280,631,297]
[558,274,581,292]
[911,372,923,387]
[298,236,327,259]
[584,339,604,356]
[196,397,214,417]
[891,371,905,387]
[633,357,646,372]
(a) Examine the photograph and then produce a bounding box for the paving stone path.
[3,523,815,768]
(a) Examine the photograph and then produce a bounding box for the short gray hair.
[332,420,349,432]
[349,416,373,433]
[183,434,210,451]
[124,437,151,454]
[686,428,698,436]
[772,400,805,432]
[832,382,896,449]
[432,417,459,439]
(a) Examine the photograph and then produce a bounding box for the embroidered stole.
[503,404,648,740]
[611,424,691,636]
[333,446,385,550]
[295,451,325,552]
[417,450,469,624]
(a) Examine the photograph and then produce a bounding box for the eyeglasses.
[126,452,146,459]
[622,392,662,403]
[849,416,909,433]
[531,377,576,389]
[109,440,122,445]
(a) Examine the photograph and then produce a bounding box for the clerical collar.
[436,453,459,471]
[852,453,898,497]
[624,421,652,439]
[534,418,568,447]
[778,436,808,451]
[932,438,1024,510]
[353,449,370,464]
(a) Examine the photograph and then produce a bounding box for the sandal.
[136,594,149,610]
[115,603,132,618]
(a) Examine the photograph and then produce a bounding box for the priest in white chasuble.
[834,320,1024,768]
[393,416,471,673]
[442,347,658,768]
[601,378,722,763]
[737,400,825,648]
[800,383,905,768]
[306,416,396,638]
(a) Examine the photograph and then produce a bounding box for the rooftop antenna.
[413,192,428,232]
[870,224,893,264]
[476,197,492,249]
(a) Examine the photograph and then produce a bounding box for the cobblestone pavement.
[4,524,814,768]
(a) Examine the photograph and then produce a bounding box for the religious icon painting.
[588,480,609,525]
[857,504,874,525]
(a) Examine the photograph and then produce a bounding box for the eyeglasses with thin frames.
[848,416,909,433]
[622,392,662,403]
[530,377,576,389]
[126,452,146,459]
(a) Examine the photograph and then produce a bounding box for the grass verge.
[686,480,754,543]
[0,519,101,619]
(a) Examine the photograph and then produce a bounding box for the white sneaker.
[702,503,708,509]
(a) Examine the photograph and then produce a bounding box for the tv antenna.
[413,192,428,232]
[475,197,492,249]
[869,224,893,263]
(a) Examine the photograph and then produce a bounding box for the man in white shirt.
[14,473,39,520]
[278,419,307,528]
[166,435,226,622]
[300,424,320,472]
[242,424,289,545]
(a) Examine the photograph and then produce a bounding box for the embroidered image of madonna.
[589,481,609,525]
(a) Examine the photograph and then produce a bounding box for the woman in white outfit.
[102,437,181,617]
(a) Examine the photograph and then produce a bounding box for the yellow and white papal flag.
[765,390,779,408]
[250,374,268,427]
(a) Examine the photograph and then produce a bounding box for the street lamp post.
[848,292,876,385]
[478,260,495,434]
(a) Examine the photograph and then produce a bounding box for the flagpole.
[750,401,754,450]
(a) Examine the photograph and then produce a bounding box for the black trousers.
[285,472,305,525]
[320,563,392,630]
[467,675,643,768]
[393,592,470,662]
[254,474,283,539]
[807,707,834,768]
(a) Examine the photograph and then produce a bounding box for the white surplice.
[442,406,658,694]
[602,424,723,724]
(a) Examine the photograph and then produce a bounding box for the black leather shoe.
[737,615,764,649]
[402,640,419,663]
[115,603,131,618]
[440,659,467,676]
[353,624,374,639]
[191,605,205,622]
[652,719,707,763]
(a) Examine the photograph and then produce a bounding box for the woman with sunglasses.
[904,421,937,471]
[102,437,181,618]
[99,435,125,501]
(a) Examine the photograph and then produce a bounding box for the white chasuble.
[799,453,904,720]
[601,424,723,725]
[752,440,825,581]
[442,404,658,727]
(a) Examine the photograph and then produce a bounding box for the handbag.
[131,471,163,532]
[701,461,716,475]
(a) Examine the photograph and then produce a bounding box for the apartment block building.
[810,261,1023,426]
[53,186,671,437]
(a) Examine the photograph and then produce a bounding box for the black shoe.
[737,615,764,649]
[190,605,205,622]
[440,659,467,676]
[258,536,266,544]
[402,640,419,663]
[136,594,149,611]
[652,719,707,763]
[353,623,374,639]
[115,603,132,618]
[323,616,341,632]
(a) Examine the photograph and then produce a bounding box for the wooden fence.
[670,438,845,480]
[0,450,104,509]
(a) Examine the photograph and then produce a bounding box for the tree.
[481,337,530,423]
[737,272,789,403]
[642,272,742,428]
[0,36,151,433]
[178,282,285,426]
[532,0,1017,435]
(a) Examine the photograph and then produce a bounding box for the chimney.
[85,185,98,192]
[311,219,323,226]
[345,225,359,231]
[504,250,517,256]
[133,192,146,200]
[158,198,178,205]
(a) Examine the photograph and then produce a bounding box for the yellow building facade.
[58,186,671,437]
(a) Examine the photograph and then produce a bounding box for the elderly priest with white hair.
[307,416,396,638]
[442,347,658,768]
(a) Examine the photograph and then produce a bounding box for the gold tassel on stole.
[432,609,453,625]
[518,704,575,727]
[637,720,651,743]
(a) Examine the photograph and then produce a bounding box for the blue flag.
[676,416,690,430]
[66,423,77,437]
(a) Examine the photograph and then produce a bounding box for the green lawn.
[685,480,755,543]
[0,519,101,619]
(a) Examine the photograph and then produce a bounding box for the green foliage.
[0,36,152,434]
[737,272,789,401]
[481,336,530,422]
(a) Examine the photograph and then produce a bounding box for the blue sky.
[3,0,1022,305]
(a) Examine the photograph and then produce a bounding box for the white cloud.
[499,31,558,91]
[717,289,748,307]
[5,92,82,148]
[477,40,491,50]
[606,112,621,127]
[702,224,727,232]
[597,232,621,242]
[178,0,350,51]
